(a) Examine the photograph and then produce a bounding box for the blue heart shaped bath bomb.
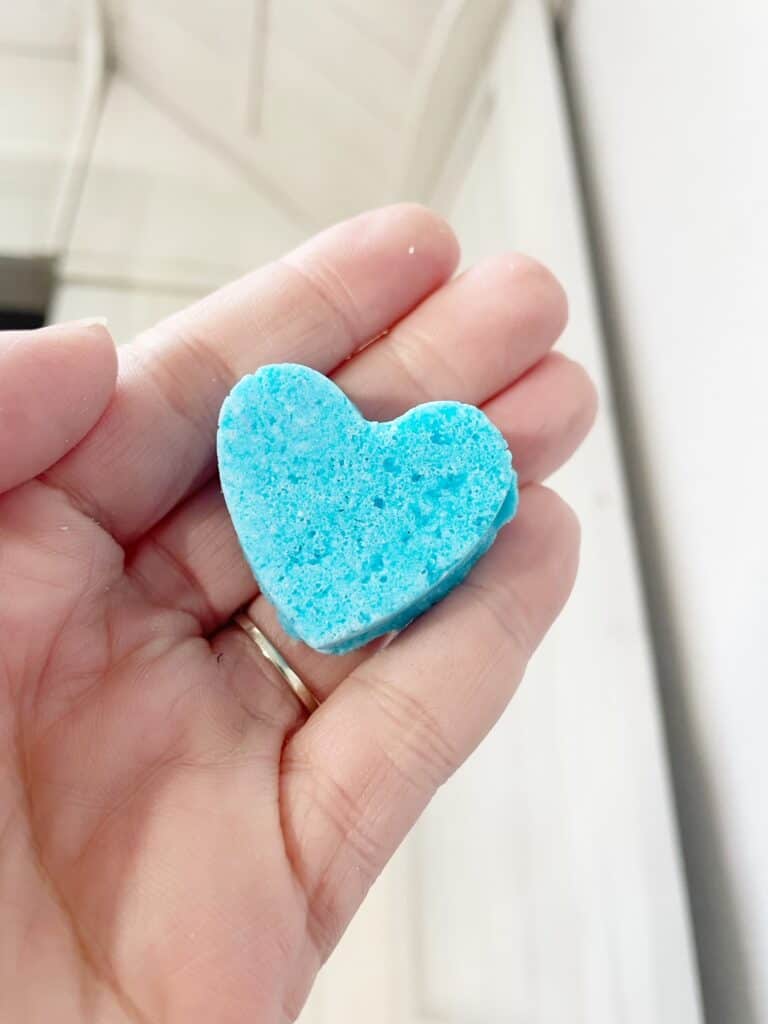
[217,364,518,654]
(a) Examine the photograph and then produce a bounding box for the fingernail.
[53,316,109,329]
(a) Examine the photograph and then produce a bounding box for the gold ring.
[234,613,319,714]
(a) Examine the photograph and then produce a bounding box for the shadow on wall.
[555,26,759,1024]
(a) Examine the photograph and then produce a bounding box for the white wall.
[564,3,768,1021]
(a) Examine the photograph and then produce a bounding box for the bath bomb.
[217,364,517,654]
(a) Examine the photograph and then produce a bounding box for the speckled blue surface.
[217,364,518,654]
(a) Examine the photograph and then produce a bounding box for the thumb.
[0,319,117,494]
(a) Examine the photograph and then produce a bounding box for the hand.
[0,206,596,1023]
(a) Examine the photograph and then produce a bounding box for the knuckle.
[462,576,536,659]
[279,255,363,346]
[380,331,434,402]
[388,320,465,399]
[367,675,458,789]
[280,748,383,957]
[283,747,384,881]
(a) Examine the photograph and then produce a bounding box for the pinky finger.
[0,320,117,494]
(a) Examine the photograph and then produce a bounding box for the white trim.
[46,0,106,253]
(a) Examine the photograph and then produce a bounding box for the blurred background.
[2,2,766,1022]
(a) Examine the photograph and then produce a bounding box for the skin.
[0,205,597,1023]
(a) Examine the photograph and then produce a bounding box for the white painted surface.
[565,2,768,1020]
[1,2,702,1018]
[0,53,79,254]
[103,0,506,225]
[64,76,305,290]
[104,0,268,164]
[0,1,78,54]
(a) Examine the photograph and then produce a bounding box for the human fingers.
[45,204,459,544]
[278,485,579,955]
[128,257,574,631]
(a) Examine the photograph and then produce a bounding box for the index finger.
[44,205,459,544]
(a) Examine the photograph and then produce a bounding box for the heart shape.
[217,364,518,654]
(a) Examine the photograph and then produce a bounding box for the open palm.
[0,206,595,1023]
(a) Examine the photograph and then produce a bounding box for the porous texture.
[217,364,518,654]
